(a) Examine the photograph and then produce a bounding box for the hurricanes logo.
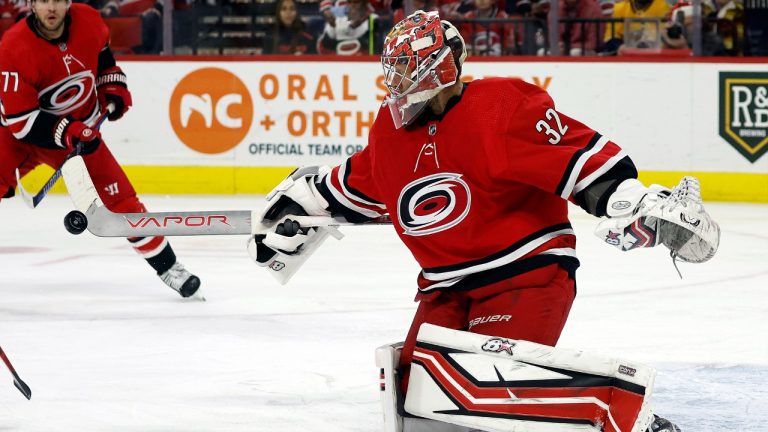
[719,72,768,163]
[38,71,95,115]
[482,338,516,356]
[397,173,470,236]
[170,67,253,154]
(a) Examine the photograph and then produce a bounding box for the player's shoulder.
[465,77,551,109]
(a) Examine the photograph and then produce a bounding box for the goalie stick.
[14,103,114,209]
[61,155,392,237]
[0,345,31,400]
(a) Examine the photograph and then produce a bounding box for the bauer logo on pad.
[719,72,768,163]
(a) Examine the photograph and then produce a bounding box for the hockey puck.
[64,210,88,235]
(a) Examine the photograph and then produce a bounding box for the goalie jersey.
[316,78,637,295]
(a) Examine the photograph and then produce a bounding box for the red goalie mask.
[382,11,467,128]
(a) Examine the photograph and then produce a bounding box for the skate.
[648,414,681,432]
[159,262,203,299]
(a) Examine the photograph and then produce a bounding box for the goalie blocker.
[376,324,656,432]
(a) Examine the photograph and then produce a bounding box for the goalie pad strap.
[404,324,655,432]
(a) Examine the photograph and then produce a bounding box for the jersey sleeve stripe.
[557,134,609,200]
[572,149,628,195]
[555,132,601,196]
[321,171,385,219]
[339,159,386,208]
[11,110,40,139]
[422,224,575,281]
[4,108,38,125]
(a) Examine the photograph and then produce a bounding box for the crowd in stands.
[0,0,755,56]
[263,0,749,56]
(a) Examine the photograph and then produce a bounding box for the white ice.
[1,195,766,432]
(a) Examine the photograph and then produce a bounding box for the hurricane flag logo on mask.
[397,173,471,236]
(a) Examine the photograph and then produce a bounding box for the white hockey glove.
[595,177,720,264]
[259,166,332,223]
[249,166,337,284]
[247,218,338,284]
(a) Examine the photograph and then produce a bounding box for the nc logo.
[180,93,244,129]
[170,68,254,154]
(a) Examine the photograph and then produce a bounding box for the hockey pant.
[0,128,175,272]
[399,263,575,393]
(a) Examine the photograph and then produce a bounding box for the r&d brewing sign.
[719,72,768,163]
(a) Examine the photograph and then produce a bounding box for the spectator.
[137,1,162,54]
[264,0,316,54]
[711,0,743,55]
[317,0,377,55]
[391,0,439,23]
[74,0,162,54]
[559,0,604,55]
[598,0,615,16]
[0,0,18,18]
[460,0,517,55]
[661,1,726,55]
[1,0,27,21]
[522,0,551,55]
[440,0,475,19]
[74,0,119,16]
[603,0,670,53]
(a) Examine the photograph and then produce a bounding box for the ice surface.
[1,195,766,431]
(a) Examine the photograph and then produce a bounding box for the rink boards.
[20,57,768,202]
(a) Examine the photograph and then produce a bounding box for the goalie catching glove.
[596,176,720,264]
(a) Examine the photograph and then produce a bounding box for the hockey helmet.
[381,11,467,128]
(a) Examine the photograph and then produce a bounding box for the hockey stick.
[15,103,114,209]
[60,155,392,237]
[0,345,31,400]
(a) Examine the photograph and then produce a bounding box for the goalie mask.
[381,11,467,129]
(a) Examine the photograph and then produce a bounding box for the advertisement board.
[23,58,768,201]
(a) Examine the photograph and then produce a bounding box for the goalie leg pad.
[376,343,405,432]
[405,324,655,432]
[376,343,475,432]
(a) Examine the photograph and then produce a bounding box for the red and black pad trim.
[410,342,647,430]
[416,342,646,395]
[411,357,601,427]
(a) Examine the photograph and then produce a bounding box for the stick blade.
[13,377,31,400]
[14,169,36,209]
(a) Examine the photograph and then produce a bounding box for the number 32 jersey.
[316,77,638,295]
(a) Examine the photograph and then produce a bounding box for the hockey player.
[0,0,201,298]
[252,10,719,431]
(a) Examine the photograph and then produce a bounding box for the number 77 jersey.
[317,77,638,295]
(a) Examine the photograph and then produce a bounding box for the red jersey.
[0,4,109,143]
[317,78,636,294]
